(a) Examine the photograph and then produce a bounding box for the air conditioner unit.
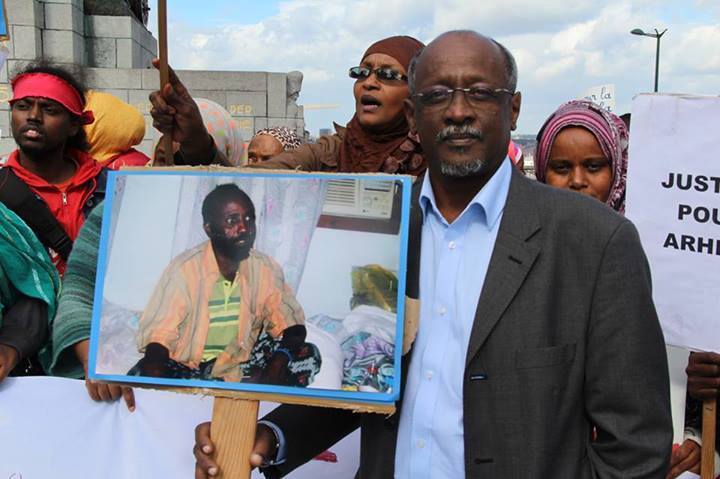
[322,179,395,219]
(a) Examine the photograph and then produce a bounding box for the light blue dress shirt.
[394,158,512,478]
[267,159,512,475]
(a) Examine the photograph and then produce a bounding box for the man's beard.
[435,125,487,178]
[210,234,254,262]
[439,156,487,177]
[14,134,53,157]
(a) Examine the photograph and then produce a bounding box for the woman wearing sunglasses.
[258,35,426,174]
[149,36,425,174]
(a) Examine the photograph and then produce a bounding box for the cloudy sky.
[148,1,719,136]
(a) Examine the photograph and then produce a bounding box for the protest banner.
[88,168,411,477]
[580,84,616,112]
[626,93,720,478]
[0,377,361,478]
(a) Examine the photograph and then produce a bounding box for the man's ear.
[203,222,212,237]
[510,91,521,131]
[68,117,81,138]
[404,98,417,136]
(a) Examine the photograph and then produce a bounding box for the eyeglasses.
[413,86,514,109]
[348,66,408,83]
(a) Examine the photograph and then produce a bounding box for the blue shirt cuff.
[257,420,287,465]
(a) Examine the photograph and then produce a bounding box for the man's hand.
[686,351,720,399]
[75,339,135,411]
[137,342,170,378]
[0,344,19,383]
[137,358,168,378]
[193,421,279,478]
[148,59,212,152]
[85,378,136,412]
[261,353,291,385]
[666,439,701,478]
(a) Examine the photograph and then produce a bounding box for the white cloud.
[189,34,208,49]
[150,0,719,135]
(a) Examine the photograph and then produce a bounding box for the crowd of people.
[0,28,717,479]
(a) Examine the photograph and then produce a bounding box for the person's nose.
[361,71,381,90]
[235,219,248,234]
[444,90,475,125]
[568,167,588,190]
[27,102,42,122]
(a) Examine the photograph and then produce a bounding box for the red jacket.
[4,148,104,274]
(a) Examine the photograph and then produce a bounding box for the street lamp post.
[631,28,668,93]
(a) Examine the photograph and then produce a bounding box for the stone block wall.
[85,14,156,69]
[0,0,306,157]
[89,68,306,155]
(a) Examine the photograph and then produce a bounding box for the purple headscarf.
[534,100,629,213]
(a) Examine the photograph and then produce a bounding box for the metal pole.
[654,32,661,92]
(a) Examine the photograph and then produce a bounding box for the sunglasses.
[348,66,408,83]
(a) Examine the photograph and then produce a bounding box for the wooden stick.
[211,397,259,478]
[701,398,717,479]
[156,0,174,166]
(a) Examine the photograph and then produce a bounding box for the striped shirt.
[138,241,305,381]
[203,279,241,361]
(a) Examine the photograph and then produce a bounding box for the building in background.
[511,133,537,178]
[0,0,306,155]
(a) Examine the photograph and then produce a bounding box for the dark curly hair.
[202,184,256,223]
[12,61,90,151]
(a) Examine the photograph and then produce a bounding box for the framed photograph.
[88,169,411,404]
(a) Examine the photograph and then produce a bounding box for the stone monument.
[0,0,306,155]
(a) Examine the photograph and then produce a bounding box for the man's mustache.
[436,125,484,143]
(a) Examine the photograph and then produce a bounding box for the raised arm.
[148,59,229,166]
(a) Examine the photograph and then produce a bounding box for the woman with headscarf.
[148,36,426,175]
[84,90,151,170]
[534,100,628,213]
[247,126,303,164]
[535,100,709,478]
[153,98,245,166]
[0,202,59,384]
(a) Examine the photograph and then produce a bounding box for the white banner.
[625,93,720,353]
[0,377,360,478]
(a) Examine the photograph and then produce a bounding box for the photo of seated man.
[129,184,321,386]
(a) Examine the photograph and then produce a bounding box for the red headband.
[10,73,94,125]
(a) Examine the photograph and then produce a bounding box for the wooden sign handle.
[156,0,174,166]
[211,397,259,478]
[701,398,717,479]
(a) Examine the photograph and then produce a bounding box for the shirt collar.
[419,157,512,229]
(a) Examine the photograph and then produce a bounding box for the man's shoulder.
[513,174,628,235]
[247,249,283,272]
[166,242,210,272]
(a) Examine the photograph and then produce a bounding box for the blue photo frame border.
[0,1,7,39]
[88,169,412,406]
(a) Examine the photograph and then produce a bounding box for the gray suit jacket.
[264,169,672,478]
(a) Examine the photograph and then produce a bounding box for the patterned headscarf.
[196,99,245,166]
[253,126,303,151]
[534,100,629,213]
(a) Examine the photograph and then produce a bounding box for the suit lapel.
[465,169,542,368]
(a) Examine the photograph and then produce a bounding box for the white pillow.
[305,322,343,390]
